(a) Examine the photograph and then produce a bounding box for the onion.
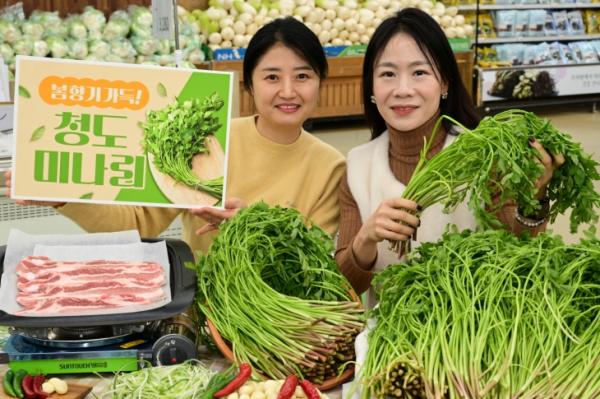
[221,26,235,41]
[333,18,345,30]
[233,34,245,47]
[208,32,222,44]
[233,20,246,34]
[221,39,233,48]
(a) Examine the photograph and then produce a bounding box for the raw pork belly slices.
[15,256,167,315]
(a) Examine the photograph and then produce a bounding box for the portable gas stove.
[0,238,199,375]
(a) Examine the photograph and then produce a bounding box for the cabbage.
[30,10,61,27]
[44,23,68,38]
[178,60,196,69]
[47,36,68,58]
[156,39,171,55]
[0,19,22,44]
[13,39,33,55]
[85,55,102,61]
[21,21,44,40]
[110,39,136,59]
[129,5,153,28]
[131,22,152,38]
[154,54,175,65]
[82,6,106,32]
[88,29,103,41]
[186,47,206,63]
[131,36,157,56]
[32,40,49,57]
[68,39,88,59]
[103,19,130,41]
[89,39,110,58]
[0,43,14,63]
[67,16,88,40]
[104,54,124,63]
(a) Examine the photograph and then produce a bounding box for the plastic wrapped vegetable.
[68,39,88,59]
[46,36,68,58]
[0,19,22,44]
[13,38,33,56]
[21,21,44,40]
[104,54,124,63]
[103,11,131,41]
[129,5,153,28]
[82,6,106,32]
[0,43,14,63]
[110,39,136,59]
[131,36,158,56]
[32,40,50,57]
[154,54,175,66]
[156,39,171,55]
[131,22,152,38]
[186,47,206,64]
[88,30,103,41]
[89,39,110,59]
[66,16,87,39]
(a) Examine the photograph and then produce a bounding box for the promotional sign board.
[482,64,600,102]
[12,56,233,208]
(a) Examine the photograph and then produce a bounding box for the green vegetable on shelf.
[141,93,225,201]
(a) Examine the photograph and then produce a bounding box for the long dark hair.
[362,8,480,139]
[243,17,328,92]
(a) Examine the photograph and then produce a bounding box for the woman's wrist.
[352,230,378,271]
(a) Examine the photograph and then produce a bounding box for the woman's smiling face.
[251,43,320,132]
[372,32,447,132]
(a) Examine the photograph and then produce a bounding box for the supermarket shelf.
[478,61,600,70]
[458,3,600,10]
[478,93,600,113]
[477,33,600,44]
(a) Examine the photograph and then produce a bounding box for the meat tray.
[0,238,196,328]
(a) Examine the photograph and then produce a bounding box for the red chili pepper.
[21,375,36,399]
[299,380,321,399]
[277,375,298,399]
[213,363,252,398]
[32,375,48,399]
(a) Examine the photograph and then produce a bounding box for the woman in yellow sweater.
[6,17,345,254]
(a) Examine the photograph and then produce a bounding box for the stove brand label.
[59,361,108,370]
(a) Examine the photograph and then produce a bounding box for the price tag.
[151,0,174,40]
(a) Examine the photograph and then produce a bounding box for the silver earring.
[370,95,376,104]
[441,92,448,99]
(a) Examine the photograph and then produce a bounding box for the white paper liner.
[0,229,171,317]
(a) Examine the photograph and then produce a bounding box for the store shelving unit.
[469,1,600,111]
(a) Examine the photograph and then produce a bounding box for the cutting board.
[0,381,92,399]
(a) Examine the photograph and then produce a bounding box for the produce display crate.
[211,51,475,119]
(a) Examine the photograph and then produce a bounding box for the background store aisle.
[313,107,600,244]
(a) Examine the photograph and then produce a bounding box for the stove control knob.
[152,334,197,366]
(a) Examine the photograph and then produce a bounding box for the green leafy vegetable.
[402,109,600,242]
[30,126,45,141]
[141,93,224,200]
[18,85,31,98]
[196,202,364,383]
[359,229,600,398]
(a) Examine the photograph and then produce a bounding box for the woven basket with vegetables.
[196,202,364,390]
